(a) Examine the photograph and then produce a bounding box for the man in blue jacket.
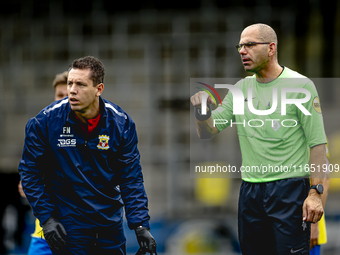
[18,56,157,255]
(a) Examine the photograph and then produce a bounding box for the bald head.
[243,23,278,46]
[241,23,278,59]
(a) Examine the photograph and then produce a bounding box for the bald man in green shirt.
[191,24,327,254]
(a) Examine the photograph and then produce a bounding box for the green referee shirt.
[212,67,327,182]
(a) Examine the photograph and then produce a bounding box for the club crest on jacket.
[97,135,110,150]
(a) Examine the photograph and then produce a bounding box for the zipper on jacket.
[94,232,98,246]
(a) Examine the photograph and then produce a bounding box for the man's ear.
[96,83,104,97]
[268,42,276,57]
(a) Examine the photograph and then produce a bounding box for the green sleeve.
[299,81,327,148]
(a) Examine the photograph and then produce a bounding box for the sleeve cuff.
[130,221,150,230]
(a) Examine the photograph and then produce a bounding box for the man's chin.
[243,66,254,72]
[70,105,81,111]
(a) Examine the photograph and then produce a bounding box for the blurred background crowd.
[0,0,340,254]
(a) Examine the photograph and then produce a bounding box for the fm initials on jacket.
[63,127,71,134]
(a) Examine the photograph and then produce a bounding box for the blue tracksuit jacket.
[18,97,150,230]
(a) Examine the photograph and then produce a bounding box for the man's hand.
[302,191,324,223]
[135,226,157,255]
[18,181,26,198]
[190,91,215,108]
[190,91,219,139]
[42,217,67,250]
[310,222,319,249]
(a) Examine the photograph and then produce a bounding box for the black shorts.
[238,178,310,255]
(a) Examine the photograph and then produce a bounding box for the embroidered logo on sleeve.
[312,96,322,113]
[97,135,110,150]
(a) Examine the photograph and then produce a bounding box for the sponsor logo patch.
[58,139,76,147]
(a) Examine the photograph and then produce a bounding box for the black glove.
[42,217,67,250]
[135,226,157,255]
[135,248,146,255]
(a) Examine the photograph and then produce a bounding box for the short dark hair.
[69,56,105,86]
[52,71,68,89]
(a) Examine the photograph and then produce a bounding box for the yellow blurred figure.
[195,162,232,206]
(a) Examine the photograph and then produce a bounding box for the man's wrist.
[310,184,324,194]
[194,105,212,121]
[131,221,150,230]
[135,226,150,232]
[309,188,322,197]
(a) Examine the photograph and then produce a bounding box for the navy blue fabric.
[18,97,150,231]
[238,178,310,255]
[50,220,126,255]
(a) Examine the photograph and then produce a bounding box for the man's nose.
[69,84,77,94]
[239,45,247,54]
